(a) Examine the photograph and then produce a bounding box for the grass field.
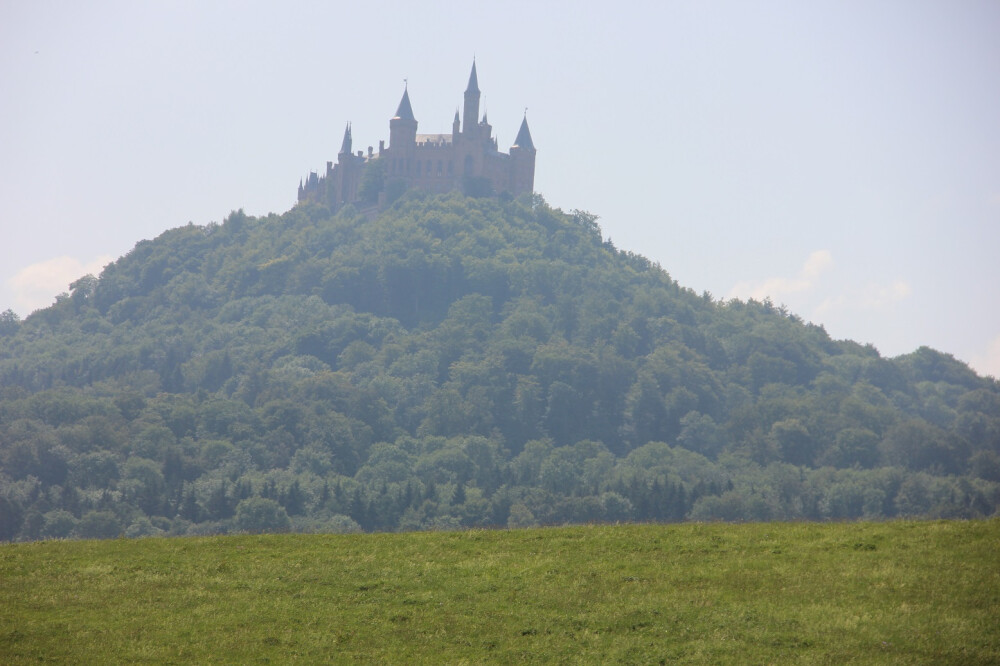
[1,520,998,663]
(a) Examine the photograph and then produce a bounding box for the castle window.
[448,161,454,176]
[427,160,432,176]
[416,161,421,175]
[437,160,443,176]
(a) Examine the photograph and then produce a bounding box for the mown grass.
[1,520,998,663]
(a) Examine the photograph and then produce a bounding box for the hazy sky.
[2,1,998,377]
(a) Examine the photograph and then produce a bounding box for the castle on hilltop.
[298,61,536,211]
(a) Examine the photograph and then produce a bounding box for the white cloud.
[801,249,834,280]
[728,249,833,302]
[971,334,1000,380]
[5,255,113,315]
[815,278,912,317]
[859,279,912,309]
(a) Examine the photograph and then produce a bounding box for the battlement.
[298,61,535,211]
[416,134,453,147]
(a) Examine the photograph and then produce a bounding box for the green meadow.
[2,520,998,663]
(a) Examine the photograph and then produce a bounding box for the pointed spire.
[462,61,481,135]
[394,85,415,121]
[454,109,460,123]
[466,59,479,93]
[513,114,535,150]
[339,122,352,155]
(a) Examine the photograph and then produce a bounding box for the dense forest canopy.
[1,191,998,540]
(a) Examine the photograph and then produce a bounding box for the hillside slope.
[1,192,998,539]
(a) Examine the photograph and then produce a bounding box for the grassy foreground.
[1,521,998,664]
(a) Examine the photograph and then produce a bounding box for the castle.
[297,61,536,210]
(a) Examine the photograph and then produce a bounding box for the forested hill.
[1,192,998,540]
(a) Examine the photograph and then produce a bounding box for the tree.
[0,308,20,336]
[69,274,98,308]
[40,509,78,539]
[768,419,814,467]
[507,502,536,528]
[676,411,726,458]
[821,428,879,468]
[624,374,667,447]
[599,491,633,522]
[122,457,166,515]
[125,516,164,538]
[880,419,964,474]
[234,497,291,533]
[68,451,120,489]
[77,510,122,539]
[325,514,363,533]
[0,496,23,541]
[970,450,1000,482]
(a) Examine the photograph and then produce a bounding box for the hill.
[1,521,997,662]
[1,191,999,539]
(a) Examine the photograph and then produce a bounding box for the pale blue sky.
[2,1,998,377]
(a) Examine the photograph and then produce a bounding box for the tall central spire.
[466,59,479,93]
[462,60,481,136]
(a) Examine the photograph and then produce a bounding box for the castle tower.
[462,61,480,137]
[389,85,418,153]
[338,122,353,157]
[509,114,536,196]
[321,121,365,207]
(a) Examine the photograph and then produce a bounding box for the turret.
[389,85,418,152]
[462,60,480,136]
[511,115,535,152]
[338,122,353,157]
[479,109,492,144]
[510,114,536,195]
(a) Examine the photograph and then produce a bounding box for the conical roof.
[513,115,534,150]
[339,123,352,154]
[394,87,415,121]
[466,60,479,93]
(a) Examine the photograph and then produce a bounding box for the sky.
[1,1,998,378]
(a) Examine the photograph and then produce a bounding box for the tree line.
[1,192,998,539]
